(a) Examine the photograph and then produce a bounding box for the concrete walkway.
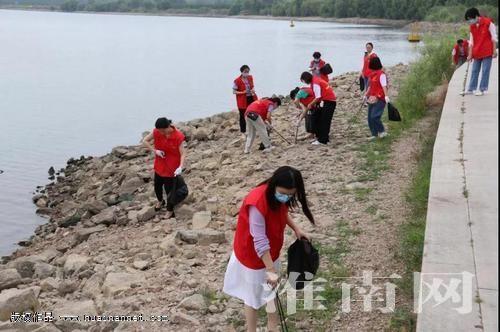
[417,58,498,331]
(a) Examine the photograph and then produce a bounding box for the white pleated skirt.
[222,251,281,310]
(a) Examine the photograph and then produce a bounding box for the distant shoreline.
[0,7,412,28]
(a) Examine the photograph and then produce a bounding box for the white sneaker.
[474,91,484,96]
[262,146,274,153]
[368,136,377,141]
[311,140,321,145]
[461,90,473,95]
[378,132,388,138]
[244,148,250,154]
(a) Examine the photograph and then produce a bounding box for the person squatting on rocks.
[243,97,281,154]
[452,39,470,68]
[360,42,378,91]
[309,51,329,83]
[364,57,389,140]
[233,65,258,135]
[290,86,318,140]
[463,7,498,96]
[223,166,313,332]
[142,117,186,218]
[299,71,337,145]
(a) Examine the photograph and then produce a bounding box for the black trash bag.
[387,102,402,121]
[167,175,189,207]
[359,75,365,92]
[319,63,333,75]
[287,238,319,290]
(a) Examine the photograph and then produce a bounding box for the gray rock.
[196,230,227,246]
[345,182,366,190]
[75,224,106,243]
[37,249,60,263]
[191,211,211,230]
[52,299,96,331]
[136,205,156,223]
[90,206,116,225]
[57,279,79,296]
[63,254,90,276]
[132,260,150,270]
[175,230,198,244]
[40,277,59,292]
[159,237,179,257]
[178,294,207,311]
[193,128,209,141]
[0,269,23,291]
[81,273,104,299]
[83,199,108,215]
[7,255,43,278]
[175,205,195,220]
[170,310,200,326]
[33,262,56,280]
[118,177,143,195]
[101,272,145,297]
[0,288,39,321]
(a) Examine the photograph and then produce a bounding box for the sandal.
[166,210,176,219]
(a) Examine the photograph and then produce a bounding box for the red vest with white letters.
[453,41,469,64]
[234,75,257,109]
[311,76,336,102]
[367,70,386,100]
[233,184,288,270]
[297,87,315,107]
[470,17,494,59]
[245,99,274,121]
[362,52,378,77]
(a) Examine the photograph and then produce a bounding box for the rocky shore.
[0,65,410,332]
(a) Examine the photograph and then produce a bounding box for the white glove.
[155,150,165,158]
[385,96,391,103]
[174,167,182,176]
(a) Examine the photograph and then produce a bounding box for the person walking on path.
[300,71,337,145]
[290,86,318,140]
[464,7,498,96]
[243,97,281,154]
[234,65,258,135]
[360,42,378,91]
[223,166,314,332]
[309,51,329,83]
[142,117,186,218]
[452,39,470,68]
[364,57,389,140]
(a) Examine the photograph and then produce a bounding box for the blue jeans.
[368,100,386,136]
[468,57,492,92]
[363,76,369,92]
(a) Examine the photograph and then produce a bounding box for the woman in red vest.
[364,57,389,140]
[223,166,314,332]
[300,71,337,145]
[309,51,329,82]
[360,42,378,91]
[243,97,281,154]
[464,7,498,96]
[233,65,258,135]
[142,117,186,218]
[290,86,318,140]
[451,39,469,67]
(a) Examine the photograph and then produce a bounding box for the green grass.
[425,5,498,23]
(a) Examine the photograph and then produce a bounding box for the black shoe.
[258,143,265,150]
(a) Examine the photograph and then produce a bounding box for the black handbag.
[287,238,319,290]
[359,75,365,92]
[246,111,259,121]
[387,102,402,121]
[319,63,333,75]
[167,175,189,207]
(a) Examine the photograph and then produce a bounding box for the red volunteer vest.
[234,75,257,110]
[470,17,494,59]
[453,41,469,64]
[297,87,315,107]
[310,59,329,82]
[233,184,289,270]
[245,99,274,121]
[311,76,336,102]
[362,52,378,77]
[153,127,185,177]
[367,70,386,100]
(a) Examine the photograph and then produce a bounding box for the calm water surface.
[0,9,420,255]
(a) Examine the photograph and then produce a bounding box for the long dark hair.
[258,166,315,224]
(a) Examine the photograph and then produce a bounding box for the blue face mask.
[275,192,292,203]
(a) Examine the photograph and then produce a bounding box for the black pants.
[317,101,336,144]
[238,95,255,133]
[154,173,174,211]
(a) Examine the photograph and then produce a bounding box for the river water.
[0,9,419,255]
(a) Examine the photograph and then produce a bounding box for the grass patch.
[425,5,498,23]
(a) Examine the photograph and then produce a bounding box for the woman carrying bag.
[364,57,390,140]
[223,166,315,332]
